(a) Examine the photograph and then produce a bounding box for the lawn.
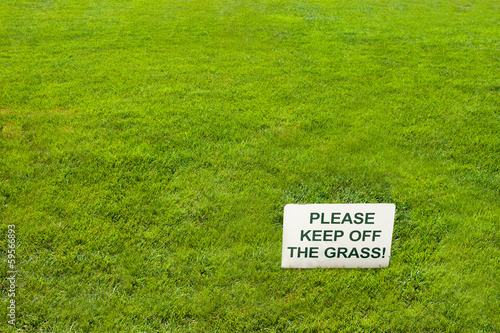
[1,0,499,331]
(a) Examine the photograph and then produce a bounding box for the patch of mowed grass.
[1,0,499,331]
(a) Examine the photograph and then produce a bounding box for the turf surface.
[1,0,499,331]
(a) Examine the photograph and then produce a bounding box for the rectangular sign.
[282,203,396,268]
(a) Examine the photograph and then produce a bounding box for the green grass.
[1,0,499,331]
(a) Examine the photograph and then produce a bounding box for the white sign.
[282,203,396,268]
